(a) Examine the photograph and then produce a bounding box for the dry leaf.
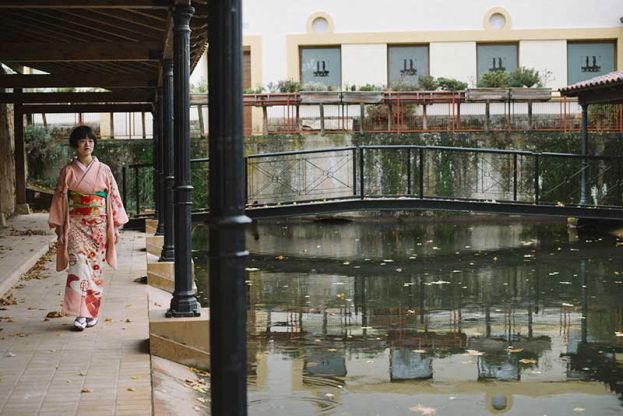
[46,311,64,318]
[519,358,537,364]
[506,346,524,353]
[409,403,437,415]
[80,388,94,393]
[275,255,285,260]
[466,349,484,356]
[127,387,136,392]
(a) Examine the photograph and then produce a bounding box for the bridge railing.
[122,146,623,217]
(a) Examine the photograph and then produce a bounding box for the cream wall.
[341,44,387,88]
[429,42,477,86]
[519,40,568,88]
[244,0,623,86]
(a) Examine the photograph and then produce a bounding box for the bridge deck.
[191,197,623,221]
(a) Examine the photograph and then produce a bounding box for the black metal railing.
[122,146,623,216]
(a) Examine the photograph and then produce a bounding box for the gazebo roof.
[0,1,208,111]
[559,70,623,105]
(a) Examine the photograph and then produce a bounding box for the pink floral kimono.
[49,157,128,318]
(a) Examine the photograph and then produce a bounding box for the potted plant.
[508,67,551,101]
[341,83,384,104]
[466,71,510,101]
[299,82,341,104]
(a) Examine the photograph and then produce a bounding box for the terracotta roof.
[560,70,623,96]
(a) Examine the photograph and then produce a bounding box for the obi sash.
[68,190,107,216]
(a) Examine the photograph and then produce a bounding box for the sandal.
[73,317,87,331]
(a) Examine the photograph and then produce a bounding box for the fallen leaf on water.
[80,388,93,393]
[275,255,285,260]
[245,267,260,272]
[506,346,524,353]
[409,403,437,415]
[412,349,427,353]
[573,408,585,412]
[519,358,537,365]
[327,348,337,352]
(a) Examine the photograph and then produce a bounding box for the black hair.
[69,125,97,148]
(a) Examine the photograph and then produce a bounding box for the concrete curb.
[0,235,56,298]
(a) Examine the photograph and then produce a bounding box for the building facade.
[192,0,623,90]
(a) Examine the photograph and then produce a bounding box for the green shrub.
[277,79,302,93]
[437,77,468,91]
[509,67,542,88]
[389,78,420,91]
[301,81,328,92]
[358,83,384,92]
[477,71,510,88]
[417,75,439,91]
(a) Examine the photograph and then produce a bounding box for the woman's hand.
[55,226,65,244]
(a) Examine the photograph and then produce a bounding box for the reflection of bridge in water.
[124,145,623,221]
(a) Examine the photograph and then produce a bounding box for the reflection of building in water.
[470,336,550,381]
[390,349,432,380]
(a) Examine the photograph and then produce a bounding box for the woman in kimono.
[49,126,128,331]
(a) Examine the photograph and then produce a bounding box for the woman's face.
[76,137,94,159]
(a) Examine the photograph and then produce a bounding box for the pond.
[193,215,623,416]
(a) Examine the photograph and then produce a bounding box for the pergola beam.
[0,91,155,103]
[0,0,170,9]
[0,74,156,89]
[0,42,162,62]
[21,103,153,113]
[576,87,623,105]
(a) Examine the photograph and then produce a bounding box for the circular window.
[489,13,506,29]
[312,17,329,33]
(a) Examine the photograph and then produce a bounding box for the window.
[387,45,429,87]
[477,43,518,80]
[567,41,615,85]
[300,47,341,88]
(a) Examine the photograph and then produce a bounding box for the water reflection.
[193,218,623,415]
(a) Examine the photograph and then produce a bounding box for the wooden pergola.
[0,1,250,414]
[0,0,207,209]
[560,70,623,204]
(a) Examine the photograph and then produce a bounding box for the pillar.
[167,4,200,317]
[208,0,252,413]
[160,59,175,262]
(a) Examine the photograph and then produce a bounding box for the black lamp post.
[208,0,251,413]
[167,4,200,317]
[160,59,175,262]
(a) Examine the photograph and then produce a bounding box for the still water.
[193,216,623,416]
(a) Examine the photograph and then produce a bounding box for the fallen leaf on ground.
[46,311,64,318]
[127,387,136,392]
[409,403,437,415]
[80,388,94,393]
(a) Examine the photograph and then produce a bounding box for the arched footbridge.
[123,145,623,221]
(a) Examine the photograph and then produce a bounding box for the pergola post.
[160,59,175,262]
[208,0,251,413]
[580,102,589,205]
[13,88,28,214]
[167,4,200,317]
[155,91,164,235]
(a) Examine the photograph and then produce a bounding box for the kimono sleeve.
[107,166,129,227]
[48,166,68,228]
